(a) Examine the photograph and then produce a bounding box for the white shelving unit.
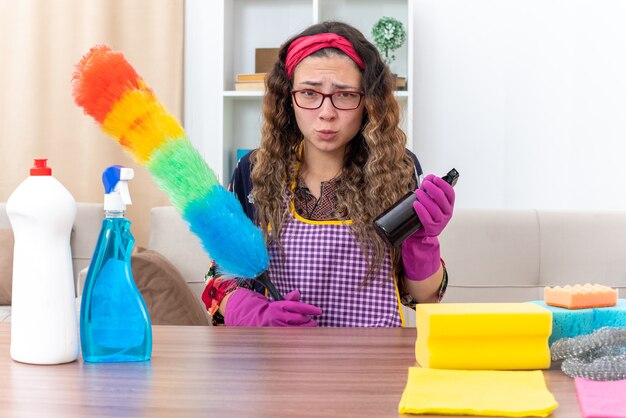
[185,0,413,184]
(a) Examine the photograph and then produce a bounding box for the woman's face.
[291,54,364,158]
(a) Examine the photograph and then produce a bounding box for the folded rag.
[575,378,626,418]
[398,368,558,417]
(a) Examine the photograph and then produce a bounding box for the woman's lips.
[317,130,337,140]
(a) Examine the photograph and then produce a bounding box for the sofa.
[4,204,625,327]
[0,202,103,322]
[148,206,626,327]
[439,209,626,303]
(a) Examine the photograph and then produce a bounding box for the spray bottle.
[80,165,152,362]
[6,159,79,364]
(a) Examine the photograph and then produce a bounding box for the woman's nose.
[318,96,338,119]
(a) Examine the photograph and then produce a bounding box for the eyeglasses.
[291,89,364,110]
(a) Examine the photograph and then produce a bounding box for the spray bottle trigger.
[116,181,132,205]
[116,168,134,205]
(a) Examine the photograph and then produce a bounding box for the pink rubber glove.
[401,174,455,281]
[224,288,322,327]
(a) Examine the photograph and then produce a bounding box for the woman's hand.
[224,288,322,327]
[401,174,455,281]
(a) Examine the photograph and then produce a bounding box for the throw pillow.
[132,248,209,326]
[0,229,14,305]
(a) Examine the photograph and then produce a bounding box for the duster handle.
[256,271,284,301]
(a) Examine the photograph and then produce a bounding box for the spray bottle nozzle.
[102,165,134,211]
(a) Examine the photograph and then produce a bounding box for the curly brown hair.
[250,21,416,280]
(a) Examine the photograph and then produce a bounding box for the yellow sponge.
[416,303,552,370]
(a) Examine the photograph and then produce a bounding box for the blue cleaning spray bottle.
[80,165,152,362]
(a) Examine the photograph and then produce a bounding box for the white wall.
[412,0,626,211]
[184,0,222,173]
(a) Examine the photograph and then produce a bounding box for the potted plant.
[371,16,407,66]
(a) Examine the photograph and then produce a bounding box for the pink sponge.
[544,284,618,309]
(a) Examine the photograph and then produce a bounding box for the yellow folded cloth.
[399,368,558,417]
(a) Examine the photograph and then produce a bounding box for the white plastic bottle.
[6,159,79,364]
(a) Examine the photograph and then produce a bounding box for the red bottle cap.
[30,159,52,176]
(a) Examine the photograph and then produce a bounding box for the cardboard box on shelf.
[395,76,407,90]
[255,48,279,73]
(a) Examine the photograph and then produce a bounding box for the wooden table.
[0,324,580,417]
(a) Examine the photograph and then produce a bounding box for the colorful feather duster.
[72,45,281,299]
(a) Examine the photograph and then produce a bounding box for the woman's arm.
[402,264,445,304]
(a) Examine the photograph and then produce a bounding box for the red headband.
[285,33,365,78]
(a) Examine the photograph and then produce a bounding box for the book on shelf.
[234,81,266,91]
[235,73,267,83]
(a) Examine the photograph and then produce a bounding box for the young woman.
[202,21,454,327]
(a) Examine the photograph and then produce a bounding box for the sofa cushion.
[538,211,626,287]
[439,209,541,302]
[132,248,209,326]
[0,229,14,305]
[149,206,212,310]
